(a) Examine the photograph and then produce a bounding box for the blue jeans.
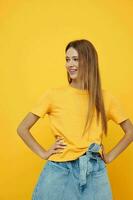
[32,143,113,200]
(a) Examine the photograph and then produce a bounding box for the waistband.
[48,143,104,188]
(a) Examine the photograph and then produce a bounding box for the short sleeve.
[107,92,128,124]
[30,88,52,118]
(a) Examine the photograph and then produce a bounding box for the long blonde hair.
[65,39,108,136]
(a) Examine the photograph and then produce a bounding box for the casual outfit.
[30,84,128,200]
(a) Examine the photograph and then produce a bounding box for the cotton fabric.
[30,84,128,162]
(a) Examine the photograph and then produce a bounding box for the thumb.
[101,144,106,157]
[101,144,105,151]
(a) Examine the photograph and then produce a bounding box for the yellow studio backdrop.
[0,0,133,199]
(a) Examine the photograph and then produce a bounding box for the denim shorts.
[32,143,113,200]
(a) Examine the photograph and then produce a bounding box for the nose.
[68,59,75,67]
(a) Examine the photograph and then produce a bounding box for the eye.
[65,58,78,62]
[66,58,69,62]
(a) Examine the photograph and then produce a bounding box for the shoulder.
[102,89,116,103]
[102,89,115,98]
[102,89,121,106]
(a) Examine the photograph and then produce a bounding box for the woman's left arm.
[101,119,133,164]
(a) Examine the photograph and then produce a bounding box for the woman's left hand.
[101,144,111,164]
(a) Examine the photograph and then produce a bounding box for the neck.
[70,80,88,90]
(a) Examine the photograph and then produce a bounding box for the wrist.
[105,152,114,164]
[40,150,48,160]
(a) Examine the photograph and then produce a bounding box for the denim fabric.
[32,143,113,200]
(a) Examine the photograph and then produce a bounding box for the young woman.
[17,39,133,200]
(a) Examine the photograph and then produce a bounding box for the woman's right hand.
[42,137,67,160]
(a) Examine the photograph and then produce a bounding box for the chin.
[70,75,78,79]
[69,73,78,79]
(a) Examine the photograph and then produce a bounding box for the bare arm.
[17,112,66,159]
[17,112,48,159]
[102,119,133,163]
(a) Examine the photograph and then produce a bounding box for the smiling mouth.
[69,69,78,73]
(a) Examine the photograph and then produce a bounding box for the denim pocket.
[92,166,106,177]
[92,159,106,177]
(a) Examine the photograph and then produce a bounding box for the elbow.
[17,125,23,136]
[17,125,29,136]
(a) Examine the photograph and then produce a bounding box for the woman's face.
[65,47,79,80]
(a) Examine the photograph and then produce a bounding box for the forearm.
[17,128,47,159]
[107,133,133,163]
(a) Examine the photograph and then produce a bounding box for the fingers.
[55,144,67,149]
[56,137,66,145]
[54,149,64,154]
[53,144,67,154]
[56,137,63,142]
[101,144,105,152]
[52,137,67,154]
[100,144,105,158]
[46,136,67,156]
[102,145,106,154]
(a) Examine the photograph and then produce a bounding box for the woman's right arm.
[17,112,67,160]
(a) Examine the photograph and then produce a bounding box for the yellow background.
[0,0,133,199]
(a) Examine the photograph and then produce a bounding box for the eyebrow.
[65,56,78,58]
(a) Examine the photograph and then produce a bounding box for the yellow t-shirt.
[30,84,128,162]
